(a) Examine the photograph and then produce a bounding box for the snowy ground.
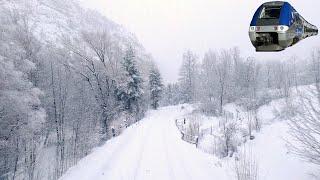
[60,100,319,180]
[246,121,318,180]
[197,94,319,180]
[59,105,230,180]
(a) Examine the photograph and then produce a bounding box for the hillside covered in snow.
[0,0,158,179]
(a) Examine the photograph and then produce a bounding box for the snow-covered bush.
[218,116,242,157]
[288,84,320,167]
[197,112,243,158]
[234,146,259,180]
[198,100,220,116]
[186,115,201,136]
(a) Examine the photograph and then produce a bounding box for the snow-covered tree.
[0,0,154,179]
[178,50,198,103]
[161,83,184,106]
[0,56,45,180]
[289,49,320,167]
[149,65,163,109]
[199,50,220,115]
[118,47,144,119]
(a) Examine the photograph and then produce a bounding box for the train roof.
[250,1,317,30]
[250,1,294,26]
[263,1,285,6]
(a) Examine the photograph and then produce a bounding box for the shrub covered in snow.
[234,146,259,180]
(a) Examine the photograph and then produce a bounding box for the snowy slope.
[198,88,319,180]
[0,0,149,63]
[59,105,231,180]
[246,121,318,180]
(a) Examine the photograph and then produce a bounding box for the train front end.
[249,1,293,52]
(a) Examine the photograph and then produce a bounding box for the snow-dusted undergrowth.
[188,85,319,180]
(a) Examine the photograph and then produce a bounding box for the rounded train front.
[249,1,318,52]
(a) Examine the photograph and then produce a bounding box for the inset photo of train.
[249,1,318,52]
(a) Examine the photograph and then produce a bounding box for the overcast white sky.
[80,0,320,83]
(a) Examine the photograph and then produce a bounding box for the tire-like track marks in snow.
[59,105,229,180]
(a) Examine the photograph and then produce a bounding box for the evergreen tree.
[118,47,144,117]
[149,66,163,109]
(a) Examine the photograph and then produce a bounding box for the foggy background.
[80,0,320,83]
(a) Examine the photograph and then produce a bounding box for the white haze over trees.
[80,0,320,83]
[0,0,320,180]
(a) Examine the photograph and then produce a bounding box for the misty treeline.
[163,47,316,109]
[162,47,320,165]
[0,0,163,179]
[163,47,318,113]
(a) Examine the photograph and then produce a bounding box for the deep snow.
[60,102,318,180]
[59,105,230,180]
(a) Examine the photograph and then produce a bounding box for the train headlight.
[278,26,288,32]
[249,26,255,31]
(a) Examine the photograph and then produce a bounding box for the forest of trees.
[0,0,163,179]
[161,47,320,169]
[163,47,317,113]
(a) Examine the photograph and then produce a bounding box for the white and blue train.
[249,1,318,52]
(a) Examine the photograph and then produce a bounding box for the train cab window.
[260,6,282,19]
[293,13,302,25]
[293,13,298,21]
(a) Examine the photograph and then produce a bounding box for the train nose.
[256,34,274,45]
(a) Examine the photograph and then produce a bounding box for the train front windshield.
[260,6,281,19]
[256,6,282,25]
